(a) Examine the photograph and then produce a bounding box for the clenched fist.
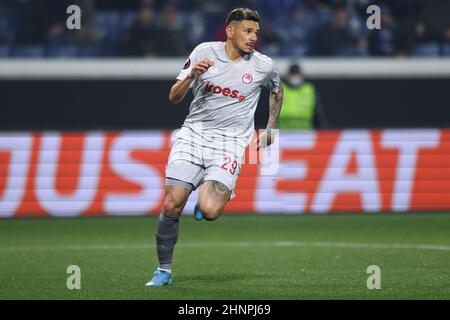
[190,59,215,78]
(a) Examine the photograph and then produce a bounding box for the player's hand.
[257,129,275,151]
[189,59,215,79]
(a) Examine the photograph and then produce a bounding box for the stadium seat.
[5,9,23,40]
[313,10,333,25]
[95,11,122,27]
[121,11,136,30]
[279,43,309,57]
[187,12,207,43]
[0,45,11,57]
[11,45,45,57]
[78,46,102,57]
[46,45,79,58]
[442,43,450,56]
[302,11,322,30]
[348,11,367,38]
[263,43,281,56]
[412,42,440,57]
[95,11,123,44]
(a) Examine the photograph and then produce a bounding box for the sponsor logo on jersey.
[242,73,253,84]
[204,81,246,102]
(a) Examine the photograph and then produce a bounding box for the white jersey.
[176,41,280,148]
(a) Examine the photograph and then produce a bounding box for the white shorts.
[165,132,244,199]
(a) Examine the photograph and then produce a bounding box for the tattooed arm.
[258,85,284,149]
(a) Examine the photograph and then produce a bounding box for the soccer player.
[146,8,283,286]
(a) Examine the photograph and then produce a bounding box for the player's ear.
[225,24,233,39]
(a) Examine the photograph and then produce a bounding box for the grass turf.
[0,213,449,299]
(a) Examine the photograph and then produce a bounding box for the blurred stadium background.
[0,0,449,299]
[1,0,450,58]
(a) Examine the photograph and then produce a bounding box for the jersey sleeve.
[176,47,199,83]
[262,62,280,94]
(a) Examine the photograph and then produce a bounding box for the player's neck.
[225,41,244,62]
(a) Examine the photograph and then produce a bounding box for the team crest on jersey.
[242,73,253,84]
[182,58,191,69]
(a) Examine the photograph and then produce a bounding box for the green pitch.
[0,213,449,299]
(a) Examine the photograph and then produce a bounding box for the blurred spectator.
[258,19,283,55]
[73,0,99,46]
[159,6,193,56]
[367,5,397,56]
[15,0,66,44]
[94,0,164,11]
[279,64,327,130]
[0,0,449,58]
[258,0,301,19]
[413,0,450,55]
[312,7,364,56]
[15,0,96,46]
[313,0,348,11]
[275,5,308,45]
[120,6,168,57]
[0,2,12,44]
[374,0,419,56]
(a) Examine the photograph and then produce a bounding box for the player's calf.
[197,180,231,221]
[197,202,223,221]
[151,185,191,280]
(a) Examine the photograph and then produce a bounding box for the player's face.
[228,20,260,54]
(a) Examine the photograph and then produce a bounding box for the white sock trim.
[158,267,172,274]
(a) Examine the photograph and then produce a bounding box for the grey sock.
[156,212,179,270]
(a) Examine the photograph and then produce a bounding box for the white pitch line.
[0,241,449,252]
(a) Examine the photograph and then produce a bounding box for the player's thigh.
[166,137,204,190]
[203,149,242,202]
[198,180,231,218]
[163,164,202,218]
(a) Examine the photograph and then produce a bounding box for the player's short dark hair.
[226,8,260,26]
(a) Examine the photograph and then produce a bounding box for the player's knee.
[162,201,178,217]
[198,203,223,221]
[163,195,184,217]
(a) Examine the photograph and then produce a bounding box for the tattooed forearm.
[267,85,284,129]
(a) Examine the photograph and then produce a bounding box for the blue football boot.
[145,269,173,286]
[194,204,204,221]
